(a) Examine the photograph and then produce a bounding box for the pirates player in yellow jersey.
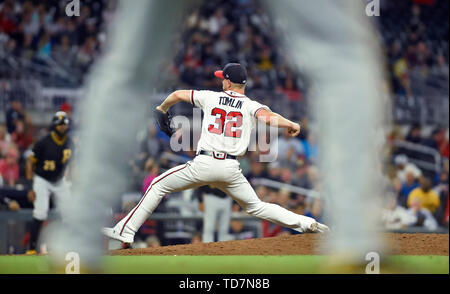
[25,111,73,254]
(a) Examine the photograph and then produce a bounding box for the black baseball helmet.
[52,111,70,127]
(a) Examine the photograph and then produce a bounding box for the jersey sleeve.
[29,140,44,163]
[190,90,215,109]
[248,100,271,117]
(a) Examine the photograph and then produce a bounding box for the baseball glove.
[155,108,175,137]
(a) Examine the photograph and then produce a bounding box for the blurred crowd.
[381,0,449,98]
[0,0,116,84]
[168,0,306,99]
[0,0,449,250]
[0,98,33,190]
[1,0,448,94]
[382,124,449,231]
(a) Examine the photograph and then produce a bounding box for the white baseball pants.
[202,193,233,242]
[114,154,316,241]
[32,175,71,221]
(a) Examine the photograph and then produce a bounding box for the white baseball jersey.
[190,90,270,156]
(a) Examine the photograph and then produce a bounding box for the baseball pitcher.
[103,63,329,244]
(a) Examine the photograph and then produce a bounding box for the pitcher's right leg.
[220,173,328,233]
[104,162,201,243]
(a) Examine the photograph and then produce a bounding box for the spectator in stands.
[306,165,321,191]
[0,0,16,35]
[1,38,18,56]
[255,185,270,202]
[245,161,268,185]
[279,76,302,103]
[277,188,292,209]
[261,219,284,238]
[405,123,423,145]
[407,177,440,214]
[387,125,405,147]
[423,127,444,151]
[142,158,160,194]
[426,127,449,159]
[0,124,11,157]
[190,232,202,244]
[10,119,34,153]
[301,132,319,164]
[304,198,324,223]
[398,165,420,207]
[382,196,416,230]
[256,47,275,72]
[439,131,449,158]
[140,124,163,161]
[20,5,40,37]
[293,160,311,189]
[274,131,304,169]
[60,102,73,117]
[5,98,25,134]
[208,8,227,36]
[279,168,293,185]
[36,31,52,60]
[229,219,257,240]
[430,54,449,79]
[20,34,36,60]
[76,36,97,73]
[392,53,412,97]
[394,154,422,183]
[407,197,438,231]
[444,196,449,228]
[179,59,201,87]
[433,169,449,226]
[52,35,76,70]
[0,146,19,187]
[266,161,281,182]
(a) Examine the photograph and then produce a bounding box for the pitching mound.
[110,233,449,256]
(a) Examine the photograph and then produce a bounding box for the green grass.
[0,255,448,274]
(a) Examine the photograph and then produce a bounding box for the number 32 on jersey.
[208,107,243,138]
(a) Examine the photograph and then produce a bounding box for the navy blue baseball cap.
[214,63,247,84]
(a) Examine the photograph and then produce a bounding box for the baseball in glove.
[154,108,175,137]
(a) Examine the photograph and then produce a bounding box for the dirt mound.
[110,233,449,256]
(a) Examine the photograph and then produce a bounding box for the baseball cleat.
[316,222,330,233]
[102,227,133,244]
[308,222,330,233]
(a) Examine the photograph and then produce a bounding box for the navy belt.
[198,150,237,160]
